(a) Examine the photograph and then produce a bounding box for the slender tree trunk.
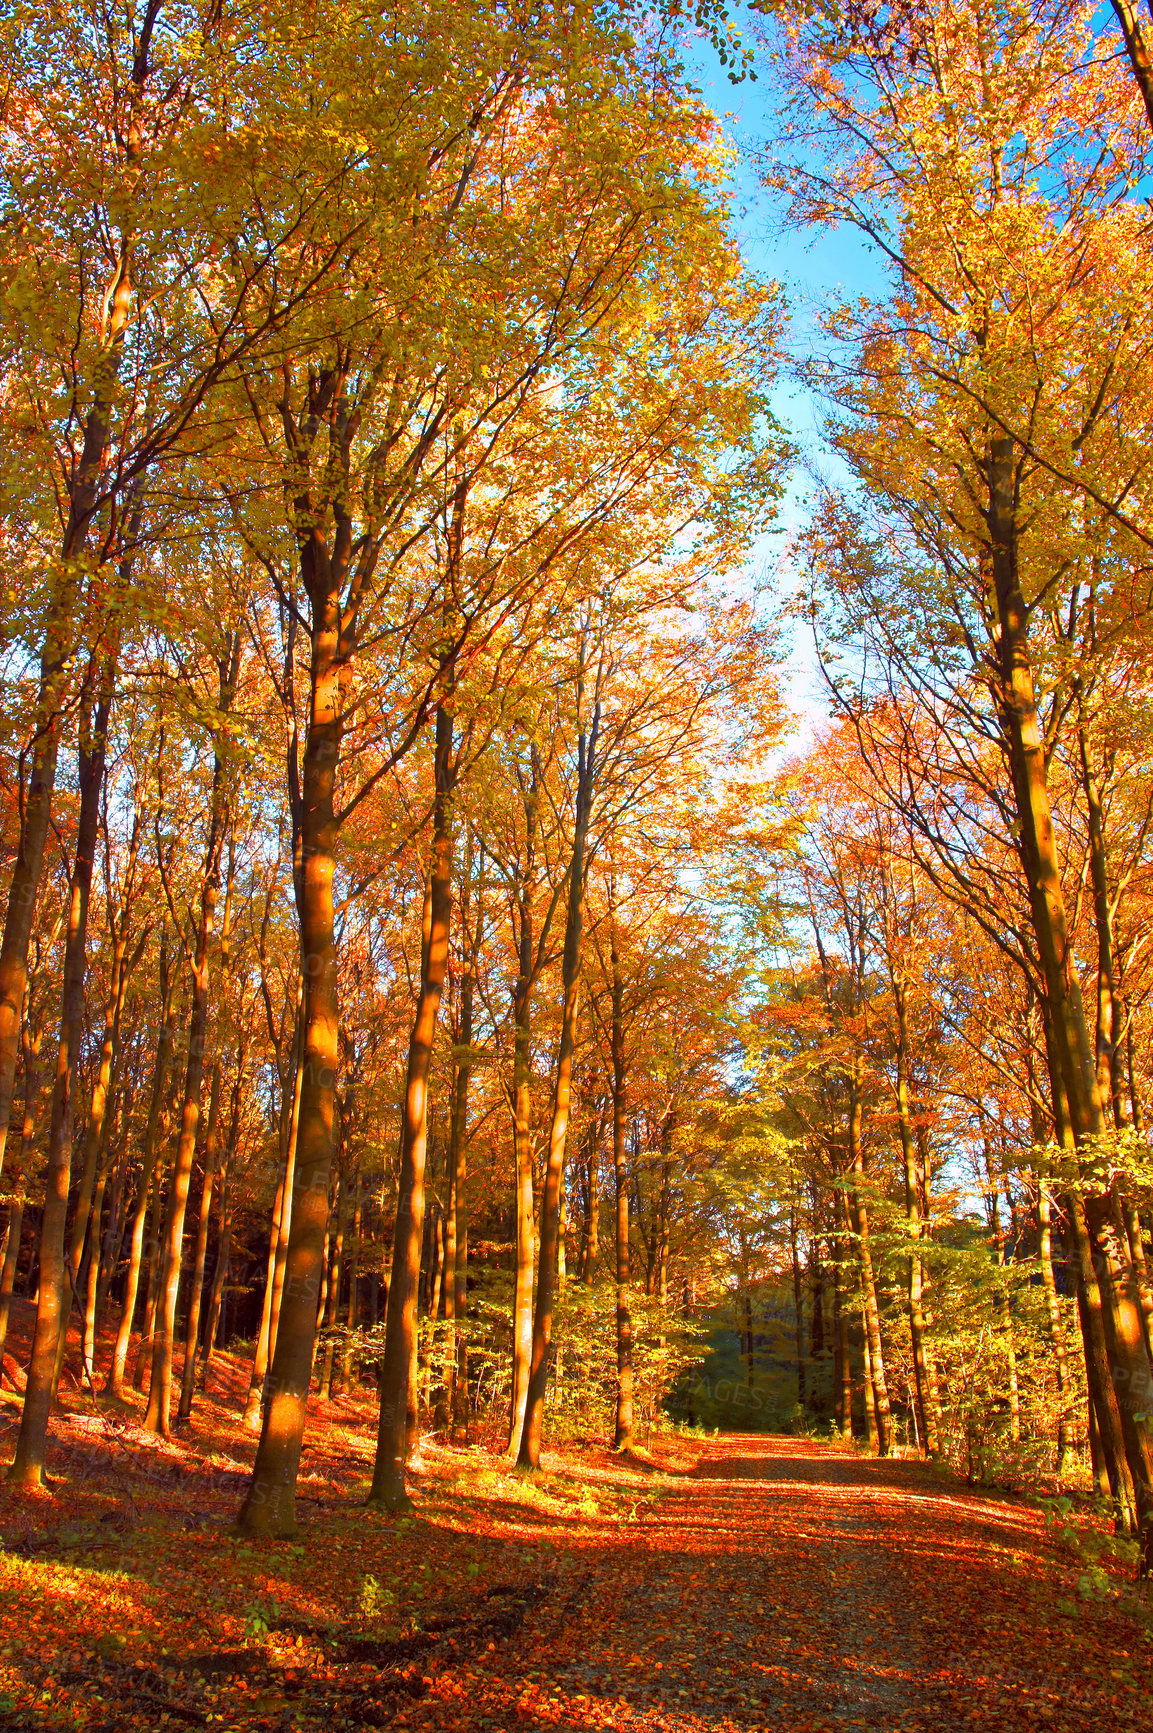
[449,873,482,1444]
[0,1191,24,1365]
[1036,1175,1073,1474]
[81,1159,109,1380]
[67,924,132,1337]
[176,1058,222,1421]
[833,1206,853,1439]
[610,912,633,1451]
[243,1010,302,1427]
[368,701,455,1511]
[893,980,938,1455]
[507,818,539,1455]
[440,863,479,1434]
[133,1155,167,1391]
[319,1163,346,1402]
[9,655,116,1486]
[340,1166,362,1388]
[861,1313,879,1453]
[1077,720,1124,1123]
[143,650,236,1440]
[201,1045,245,1388]
[0,1004,44,1362]
[200,1178,232,1389]
[143,773,228,1435]
[518,705,597,1471]
[582,1118,599,1281]
[267,1042,303,1369]
[790,1200,806,1409]
[848,1067,891,1455]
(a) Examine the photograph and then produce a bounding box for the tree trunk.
[143,650,235,1440]
[1036,1174,1073,1474]
[235,529,352,1536]
[243,1009,302,1428]
[610,912,633,1451]
[581,1117,600,1281]
[176,1058,222,1421]
[517,703,598,1471]
[861,1313,879,1453]
[67,920,133,1347]
[200,1181,232,1389]
[341,1166,362,1388]
[848,1065,892,1455]
[832,1207,853,1439]
[441,862,479,1436]
[319,1163,346,1403]
[0,1003,44,1361]
[368,701,455,1511]
[987,436,1153,1565]
[8,654,116,1486]
[507,799,540,1455]
[893,979,938,1455]
[268,1028,304,1370]
[449,867,482,1444]
[790,1200,806,1408]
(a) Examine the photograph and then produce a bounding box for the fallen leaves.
[1,1366,1150,1733]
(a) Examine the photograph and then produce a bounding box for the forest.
[0,3,1152,1732]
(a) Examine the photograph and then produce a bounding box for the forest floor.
[0,1310,1150,1733]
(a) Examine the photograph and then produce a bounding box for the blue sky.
[684,35,892,746]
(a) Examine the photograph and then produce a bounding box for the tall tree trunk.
[848,1065,892,1456]
[144,642,236,1438]
[200,1041,245,1389]
[267,1042,304,1370]
[987,436,1153,1565]
[8,651,116,1486]
[517,703,598,1471]
[200,1181,233,1389]
[80,1158,109,1381]
[243,1008,302,1427]
[581,1115,600,1281]
[0,1003,44,1361]
[832,1201,853,1439]
[340,1166,362,1388]
[441,863,481,1436]
[1076,719,1124,1123]
[507,799,540,1456]
[235,512,356,1536]
[67,918,134,1343]
[176,1058,222,1421]
[790,1200,806,1408]
[893,979,939,1456]
[610,909,633,1451]
[368,701,455,1511]
[860,1313,879,1453]
[319,1162,347,1402]
[1036,1172,1073,1474]
[449,865,483,1445]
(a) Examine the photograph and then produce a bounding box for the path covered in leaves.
[522,1435,1149,1732]
[0,1394,1149,1733]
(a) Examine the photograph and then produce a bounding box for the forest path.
[494,1434,1146,1733]
[0,1389,1148,1733]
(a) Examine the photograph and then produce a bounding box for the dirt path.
[477,1434,1148,1733]
[1,1403,1148,1733]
